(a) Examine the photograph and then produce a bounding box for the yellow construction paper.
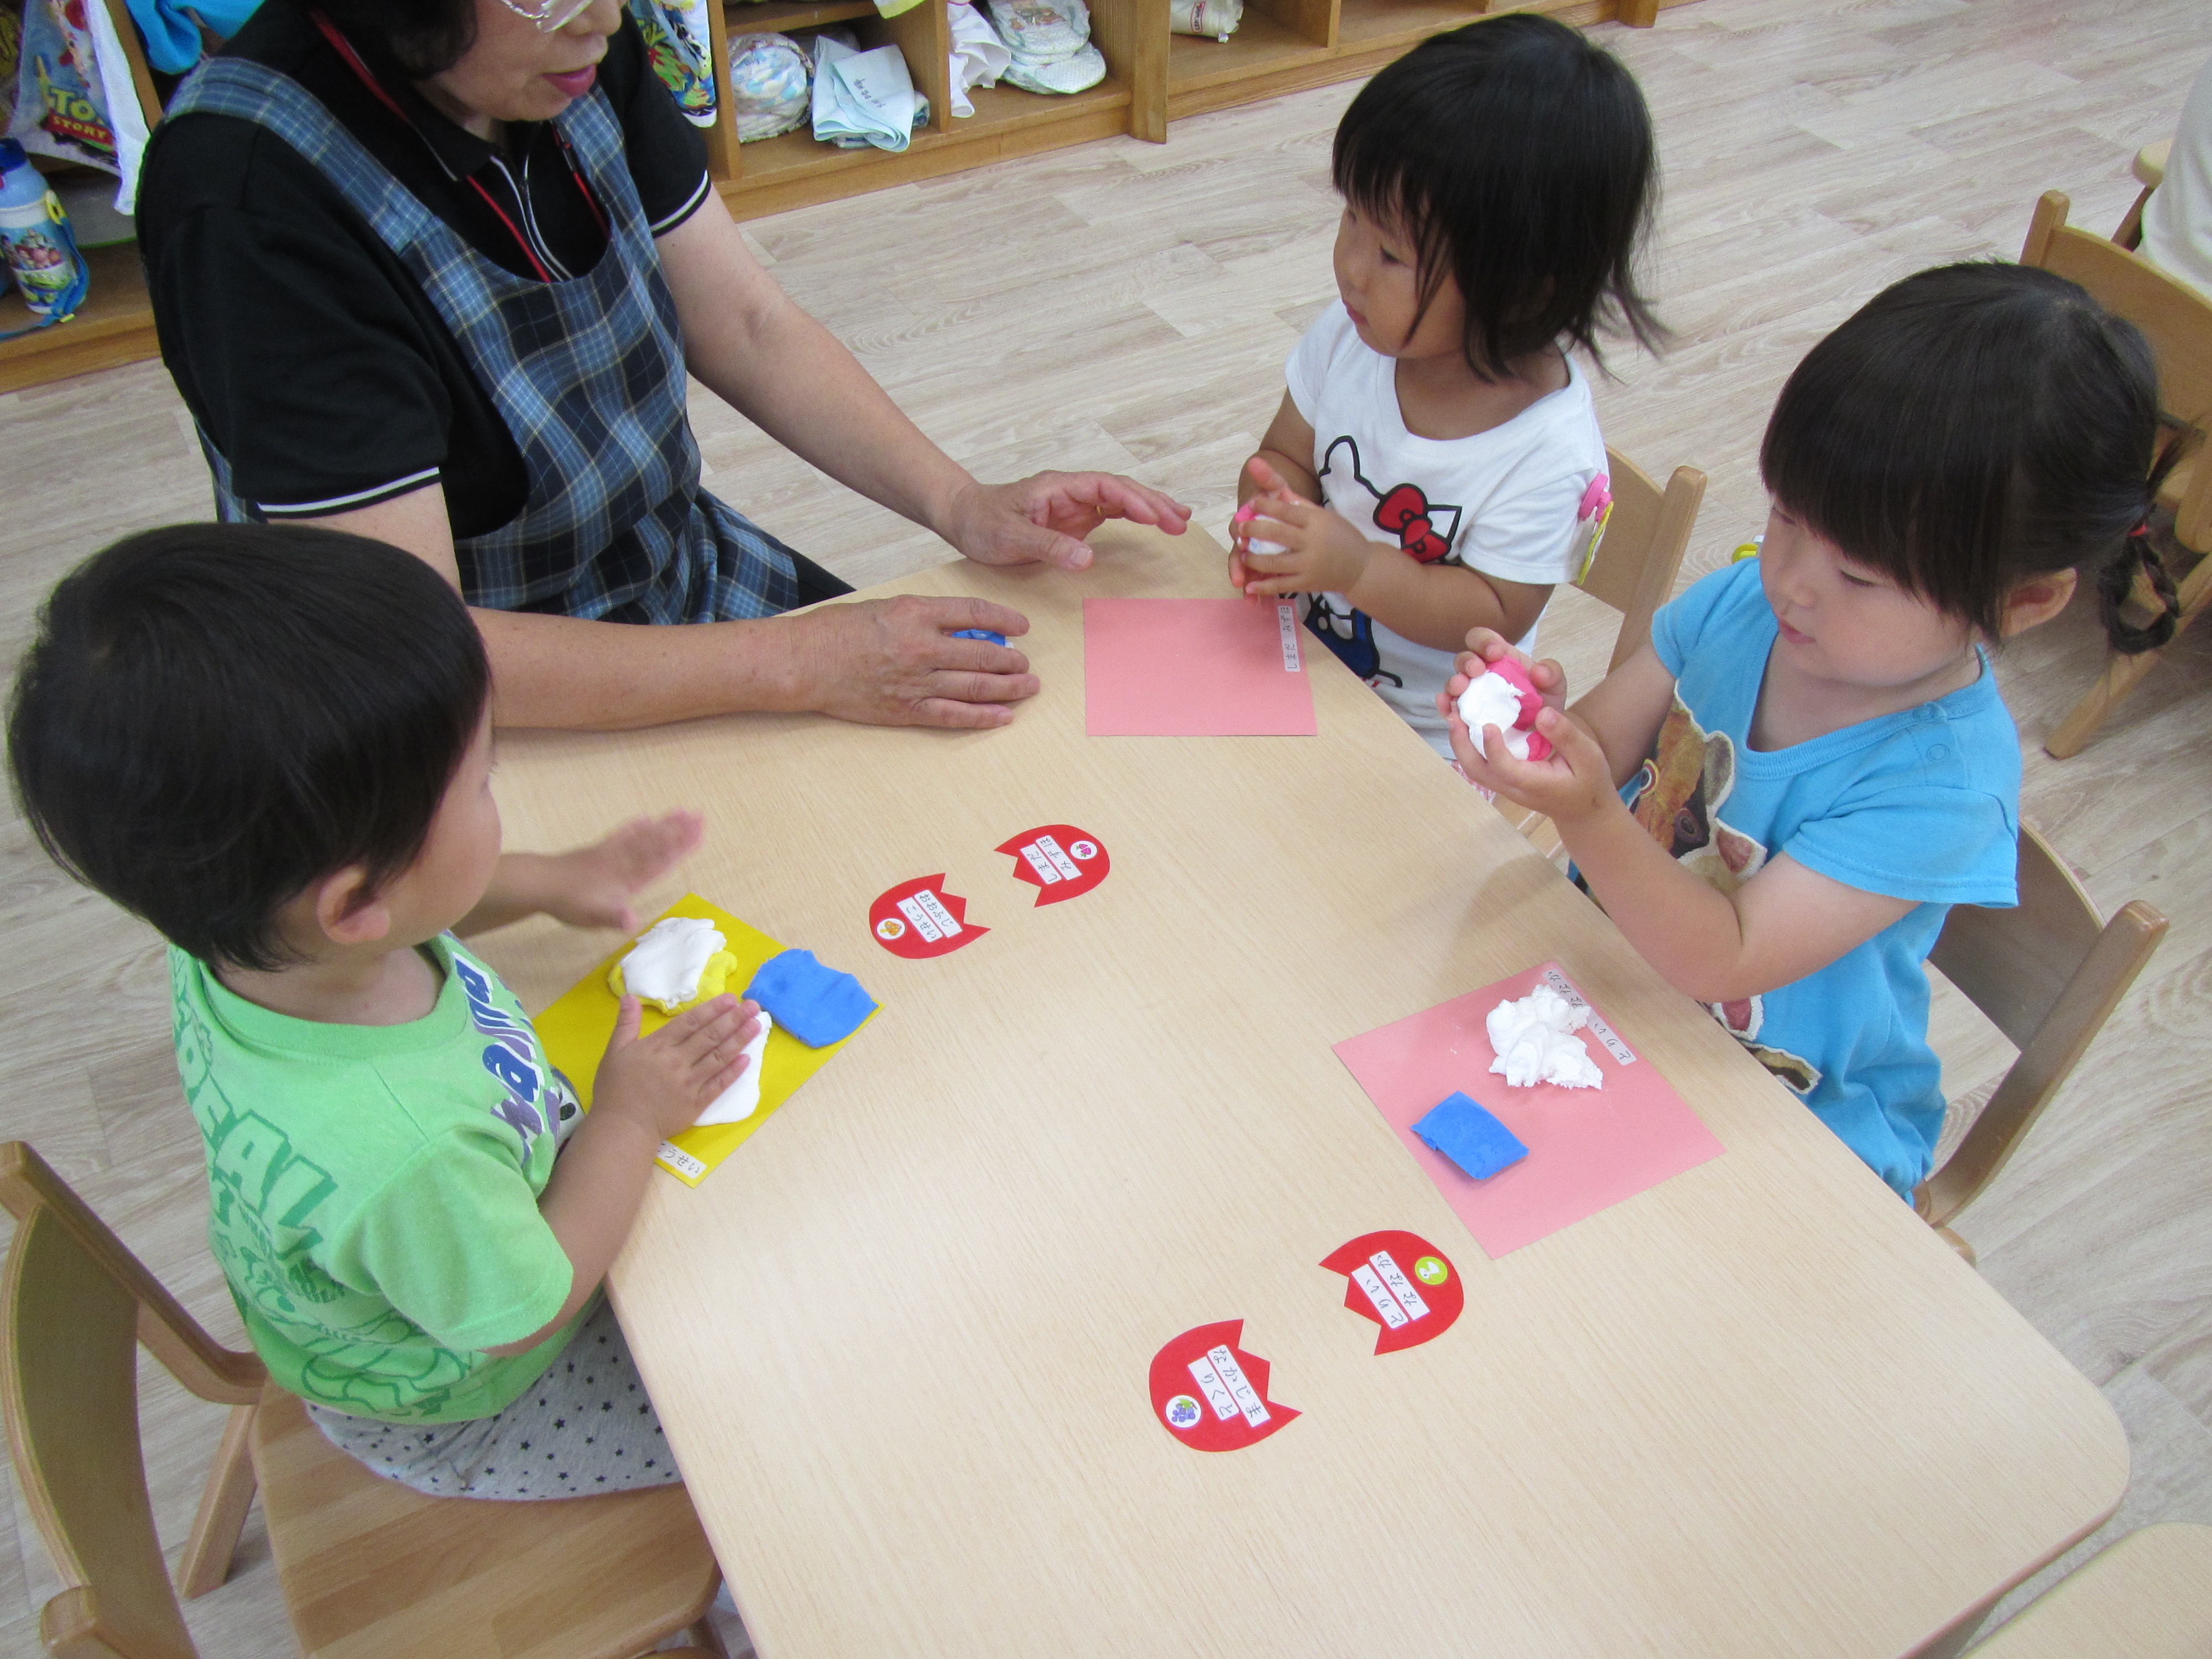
[534,894,870,1186]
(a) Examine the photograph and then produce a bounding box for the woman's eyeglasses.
[498,0,599,32]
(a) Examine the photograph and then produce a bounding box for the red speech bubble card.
[1149,1320,1298,1451]
[997,825,1110,906]
[1320,1231,1463,1354]
[869,875,986,959]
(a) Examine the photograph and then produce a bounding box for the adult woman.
[138,0,1187,730]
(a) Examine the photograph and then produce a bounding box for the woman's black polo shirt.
[139,1,712,534]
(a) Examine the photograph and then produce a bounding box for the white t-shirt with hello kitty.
[1284,300,1611,755]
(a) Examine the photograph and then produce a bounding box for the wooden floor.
[0,0,2207,1651]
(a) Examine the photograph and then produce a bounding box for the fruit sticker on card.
[869,875,987,958]
[997,824,1109,906]
[1320,1230,1463,1354]
[1148,1320,1297,1452]
[533,894,870,1186]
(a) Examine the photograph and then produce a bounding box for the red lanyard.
[310,10,603,283]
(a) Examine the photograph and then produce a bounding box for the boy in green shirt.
[9,523,758,1499]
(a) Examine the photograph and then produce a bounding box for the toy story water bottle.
[0,138,90,331]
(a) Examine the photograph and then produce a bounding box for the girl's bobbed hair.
[1332,15,1663,382]
[1761,262,2177,654]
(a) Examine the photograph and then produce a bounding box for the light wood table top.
[478,524,2127,1659]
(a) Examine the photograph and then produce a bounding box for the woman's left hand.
[942,473,1192,572]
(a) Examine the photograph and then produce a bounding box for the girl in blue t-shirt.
[1446,263,2179,1197]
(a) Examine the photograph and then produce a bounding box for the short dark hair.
[290,0,478,79]
[7,524,491,970]
[1332,15,1662,381]
[1761,262,2177,653]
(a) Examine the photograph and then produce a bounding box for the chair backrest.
[1579,448,1707,671]
[0,1144,265,1659]
[2022,189,2212,547]
[1917,825,2167,1227]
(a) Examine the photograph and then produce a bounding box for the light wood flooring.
[0,0,2208,1651]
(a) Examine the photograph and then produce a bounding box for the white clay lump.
[1455,672,1532,759]
[692,1009,775,1126]
[1486,985,1605,1090]
[611,916,737,1014]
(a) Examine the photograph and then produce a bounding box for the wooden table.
[479,524,2127,1659]
[1965,1524,2212,1659]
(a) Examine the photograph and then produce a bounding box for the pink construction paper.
[1083,598,1317,737]
[1333,963,1725,1257]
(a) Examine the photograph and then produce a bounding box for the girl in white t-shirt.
[1231,15,1662,755]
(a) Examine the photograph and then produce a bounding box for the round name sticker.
[1147,1319,1297,1452]
[1319,1230,1464,1355]
[1164,1395,1202,1431]
[868,875,987,959]
[996,824,1110,907]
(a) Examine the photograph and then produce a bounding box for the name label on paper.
[997,824,1111,907]
[1321,1230,1464,1355]
[1277,602,1302,671]
[869,875,988,959]
[1149,1320,1297,1451]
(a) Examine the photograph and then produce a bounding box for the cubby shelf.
[711,0,1683,213]
[0,0,1684,390]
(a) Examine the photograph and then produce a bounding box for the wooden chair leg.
[2045,646,2161,758]
[1931,1225,1977,1268]
[175,1401,258,1599]
[2115,182,2154,249]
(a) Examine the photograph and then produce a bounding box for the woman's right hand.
[593,994,759,1144]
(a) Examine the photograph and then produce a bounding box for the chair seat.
[251,1385,721,1659]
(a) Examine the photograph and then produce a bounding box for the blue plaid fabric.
[169,58,800,624]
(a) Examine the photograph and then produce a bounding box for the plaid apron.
[167,58,801,624]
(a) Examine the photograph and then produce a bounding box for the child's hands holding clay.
[1439,630,1571,727]
[595,993,760,1144]
[1230,455,1373,599]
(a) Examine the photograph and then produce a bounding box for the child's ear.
[314,865,393,947]
[1998,568,2078,639]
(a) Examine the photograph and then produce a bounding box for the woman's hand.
[785,594,1041,729]
[593,994,759,1145]
[940,473,1192,572]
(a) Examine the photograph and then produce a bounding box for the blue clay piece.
[744,950,878,1047]
[1412,1091,1528,1181]
[951,628,1008,646]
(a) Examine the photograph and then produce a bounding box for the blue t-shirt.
[1635,560,2021,1197]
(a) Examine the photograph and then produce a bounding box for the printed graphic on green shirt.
[170,939,583,1423]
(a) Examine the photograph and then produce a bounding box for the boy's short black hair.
[1761,262,2172,650]
[8,524,492,970]
[1333,15,1662,380]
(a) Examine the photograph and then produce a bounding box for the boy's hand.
[593,993,759,1143]
[1235,479,1376,599]
[1448,702,1618,826]
[1439,630,1571,722]
[540,811,705,933]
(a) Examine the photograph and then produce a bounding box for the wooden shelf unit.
[710,0,1683,212]
[0,0,1683,392]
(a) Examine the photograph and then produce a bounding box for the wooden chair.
[1913,823,2166,1265]
[2114,136,2172,250]
[2020,190,2212,757]
[1961,1522,2212,1658]
[1505,446,1705,852]
[0,1141,730,1658]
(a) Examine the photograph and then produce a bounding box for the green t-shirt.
[170,935,588,1423]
